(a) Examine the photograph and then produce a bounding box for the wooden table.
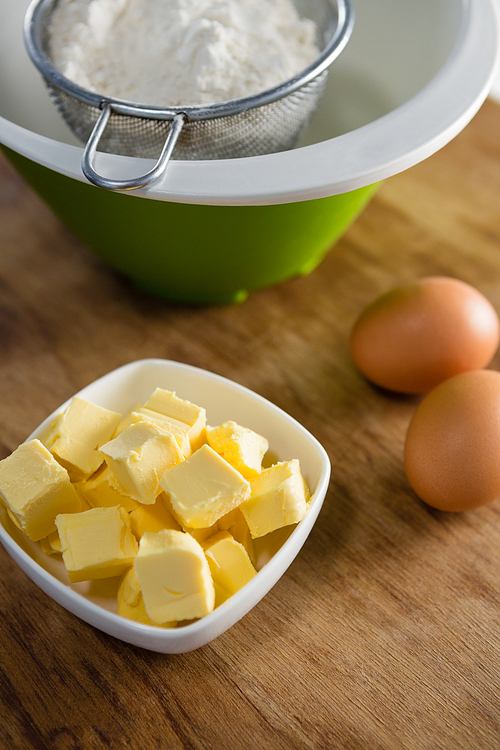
[1,98,500,750]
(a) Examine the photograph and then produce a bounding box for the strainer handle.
[81,102,186,191]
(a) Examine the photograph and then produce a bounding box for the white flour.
[49,0,319,106]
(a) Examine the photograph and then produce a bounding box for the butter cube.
[40,531,61,555]
[40,535,58,556]
[181,521,220,545]
[131,409,192,458]
[134,529,215,623]
[206,421,268,478]
[217,507,255,564]
[5,508,23,532]
[203,531,256,607]
[45,397,121,480]
[161,492,219,542]
[48,530,62,553]
[129,495,181,539]
[71,485,92,512]
[56,505,138,583]
[114,403,141,436]
[240,459,309,539]
[40,530,62,556]
[184,525,219,544]
[117,567,177,628]
[160,444,250,529]
[143,388,206,451]
[77,464,140,512]
[0,439,81,541]
[100,422,184,505]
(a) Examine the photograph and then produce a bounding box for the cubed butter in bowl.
[0,359,330,653]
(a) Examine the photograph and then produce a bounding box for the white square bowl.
[0,359,330,653]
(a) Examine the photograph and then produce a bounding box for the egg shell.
[350,277,500,394]
[404,369,500,512]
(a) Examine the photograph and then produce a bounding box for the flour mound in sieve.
[49,0,320,106]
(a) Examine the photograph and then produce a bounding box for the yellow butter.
[39,535,57,556]
[206,421,268,478]
[217,507,255,564]
[100,422,184,505]
[203,531,256,607]
[47,529,62,553]
[134,529,215,624]
[5,508,23,532]
[44,397,121,481]
[0,439,81,541]
[184,525,219,544]
[40,530,62,556]
[71,484,92,512]
[143,388,206,451]
[129,495,181,539]
[131,409,192,458]
[240,459,309,539]
[161,492,218,542]
[77,464,140,512]
[160,444,250,529]
[117,567,177,628]
[113,403,142,436]
[181,521,220,544]
[56,505,138,583]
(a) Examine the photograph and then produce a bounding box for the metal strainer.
[24,0,354,191]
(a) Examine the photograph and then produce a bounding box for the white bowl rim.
[0,359,331,653]
[0,0,498,205]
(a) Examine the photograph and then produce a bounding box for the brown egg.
[404,370,500,511]
[350,277,499,393]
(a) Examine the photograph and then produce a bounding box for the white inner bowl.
[0,0,498,203]
[0,360,331,654]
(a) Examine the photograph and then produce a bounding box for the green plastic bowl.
[1,0,498,303]
[3,145,378,303]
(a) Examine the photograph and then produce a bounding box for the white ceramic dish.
[0,360,331,653]
[0,0,498,204]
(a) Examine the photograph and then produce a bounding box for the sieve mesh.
[46,73,328,160]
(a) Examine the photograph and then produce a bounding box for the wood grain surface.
[1,99,500,750]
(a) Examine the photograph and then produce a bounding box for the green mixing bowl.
[4,146,378,303]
